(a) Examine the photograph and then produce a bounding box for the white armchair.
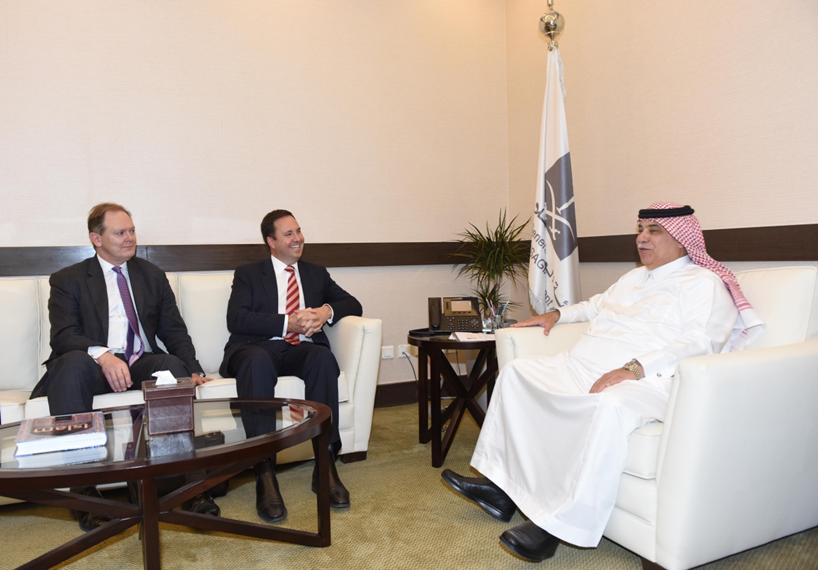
[175,272,383,464]
[495,266,818,570]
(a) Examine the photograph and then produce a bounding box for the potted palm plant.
[452,210,529,324]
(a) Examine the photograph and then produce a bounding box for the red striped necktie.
[283,266,301,345]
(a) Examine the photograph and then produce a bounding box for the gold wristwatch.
[622,359,644,380]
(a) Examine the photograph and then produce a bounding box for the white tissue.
[152,370,178,386]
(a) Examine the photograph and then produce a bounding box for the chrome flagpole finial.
[540,2,564,51]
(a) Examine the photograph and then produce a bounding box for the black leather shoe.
[311,448,350,508]
[70,486,113,532]
[500,521,560,562]
[441,469,516,522]
[254,459,287,523]
[183,492,220,517]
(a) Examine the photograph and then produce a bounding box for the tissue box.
[146,431,196,457]
[141,377,195,436]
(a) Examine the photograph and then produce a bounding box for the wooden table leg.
[141,477,161,570]
[436,346,499,466]
[417,346,430,444]
[314,429,331,547]
[411,338,499,468]
[430,348,444,468]
[462,346,498,427]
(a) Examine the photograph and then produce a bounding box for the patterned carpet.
[1,404,816,569]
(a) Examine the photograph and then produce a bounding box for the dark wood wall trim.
[1,224,816,276]
[576,224,818,263]
[375,381,418,408]
[0,242,462,276]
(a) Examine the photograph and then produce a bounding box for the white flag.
[529,47,580,315]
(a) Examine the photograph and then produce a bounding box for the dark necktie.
[112,266,145,365]
[283,266,301,345]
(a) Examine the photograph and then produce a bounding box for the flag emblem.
[528,47,581,314]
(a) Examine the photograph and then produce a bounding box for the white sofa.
[494,266,818,570]
[0,271,382,465]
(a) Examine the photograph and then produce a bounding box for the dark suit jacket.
[31,255,202,396]
[219,258,363,376]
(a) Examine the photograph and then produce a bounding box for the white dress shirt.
[268,255,334,342]
[87,257,150,360]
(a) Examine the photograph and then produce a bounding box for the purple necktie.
[112,266,144,366]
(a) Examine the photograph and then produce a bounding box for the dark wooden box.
[141,377,195,436]
[146,431,195,457]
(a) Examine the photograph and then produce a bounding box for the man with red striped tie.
[221,209,363,524]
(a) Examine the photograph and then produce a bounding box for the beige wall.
[503,0,818,333]
[1,1,511,385]
[506,0,818,238]
[0,0,509,246]
[2,1,817,385]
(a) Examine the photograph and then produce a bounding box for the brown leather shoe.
[70,486,113,532]
[311,447,350,508]
[500,521,560,562]
[441,469,516,522]
[183,492,220,517]
[254,459,287,523]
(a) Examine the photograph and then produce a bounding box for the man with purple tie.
[30,202,216,530]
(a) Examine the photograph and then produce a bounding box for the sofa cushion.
[624,421,663,479]
[736,266,818,349]
[0,391,30,425]
[25,390,146,419]
[610,472,659,528]
[195,371,350,403]
[176,272,234,375]
[38,277,51,378]
[0,278,41,392]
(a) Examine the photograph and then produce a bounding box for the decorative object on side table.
[452,209,529,328]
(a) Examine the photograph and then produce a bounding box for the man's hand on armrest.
[510,311,561,336]
[190,372,213,386]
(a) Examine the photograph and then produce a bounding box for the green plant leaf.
[452,209,530,305]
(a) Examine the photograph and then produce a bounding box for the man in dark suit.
[31,202,219,530]
[220,209,362,523]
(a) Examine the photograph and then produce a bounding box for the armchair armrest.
[495,323,588,369]
[324,316,383,453]
[654,339,818,569]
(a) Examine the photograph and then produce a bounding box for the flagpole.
[540,1,565,50]
[529,0,581,315]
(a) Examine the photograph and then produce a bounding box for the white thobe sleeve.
[637,277,737,378]
[557,282,616,323]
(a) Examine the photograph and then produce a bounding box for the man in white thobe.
[442,203,762,562]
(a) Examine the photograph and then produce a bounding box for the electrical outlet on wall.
[398,344,411,358]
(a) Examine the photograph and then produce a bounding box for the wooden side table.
[407,334,498,467]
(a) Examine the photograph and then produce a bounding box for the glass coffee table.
[0,398,331,569]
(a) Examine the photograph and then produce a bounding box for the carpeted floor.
[2,404,817,569]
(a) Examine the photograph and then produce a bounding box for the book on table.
[450,331,495,342]
[15,445,108,468]
[14,411,107,456]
